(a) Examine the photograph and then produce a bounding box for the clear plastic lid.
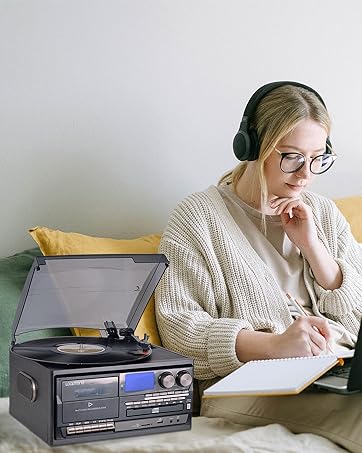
[12,254,168,341]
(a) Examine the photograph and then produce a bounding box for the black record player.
[9,254,193,446]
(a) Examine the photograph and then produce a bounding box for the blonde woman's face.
[263,119,328,200]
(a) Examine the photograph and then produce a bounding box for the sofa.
[0,195,361,452]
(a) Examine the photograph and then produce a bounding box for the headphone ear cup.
[233,127,260,161]
[233,129,250,161]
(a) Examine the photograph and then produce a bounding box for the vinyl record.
[12,336,152,365]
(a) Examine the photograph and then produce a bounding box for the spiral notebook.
[203,355,340,397]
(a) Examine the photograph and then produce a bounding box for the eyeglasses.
[274,145,337,175]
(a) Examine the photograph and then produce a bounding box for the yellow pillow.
[334,196,362,243]
[29,226,162,345]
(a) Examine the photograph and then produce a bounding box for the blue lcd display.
[124,372,155,392]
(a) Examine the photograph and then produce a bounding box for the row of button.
[145,391,173,398]
[127,401,185,410]
[144,390,189,398]
[67,422,114,435]
[125,397,186,407]
[145,392,189,401]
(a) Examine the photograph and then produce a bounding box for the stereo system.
[9,254,193,446]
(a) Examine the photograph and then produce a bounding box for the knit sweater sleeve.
[155,195,250,380]
[305,193,362,335]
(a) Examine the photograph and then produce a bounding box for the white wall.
[1,0,362,257]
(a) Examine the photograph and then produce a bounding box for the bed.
[0,397,346,453]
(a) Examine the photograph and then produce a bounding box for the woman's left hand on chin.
[270,197,319,252]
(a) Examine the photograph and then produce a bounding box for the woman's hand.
[269,196,343,290]
[270,316,332,358]
[235,317,332,362]
[269,197,319,253]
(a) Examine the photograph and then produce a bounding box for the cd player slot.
[126,403,183,417]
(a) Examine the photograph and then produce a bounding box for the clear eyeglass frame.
[274,144,337,175]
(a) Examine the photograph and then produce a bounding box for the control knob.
[158,372,175,389]
[176,370,192,387]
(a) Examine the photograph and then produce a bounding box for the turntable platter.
[12,336,152,365]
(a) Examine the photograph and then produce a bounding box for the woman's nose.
[296,162,312,179]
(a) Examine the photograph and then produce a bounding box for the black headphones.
[233,81,332,161]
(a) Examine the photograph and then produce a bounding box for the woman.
[155,82,362,452]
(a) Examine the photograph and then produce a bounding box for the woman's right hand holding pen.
[236,294,333,361]
[273,316,333,358]
[236,316,333,362]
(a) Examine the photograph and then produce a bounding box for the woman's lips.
[286,183,305,191]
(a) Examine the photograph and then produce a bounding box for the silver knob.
[159,372,175,389]
[176,370,192,387]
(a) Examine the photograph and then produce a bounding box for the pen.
[286,293,334,354]
[286,292,309,316]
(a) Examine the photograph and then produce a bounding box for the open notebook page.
[203,355,339,397]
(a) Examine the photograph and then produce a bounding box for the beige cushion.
[334,195,362,243]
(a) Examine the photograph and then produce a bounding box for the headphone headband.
[233,81,331,161]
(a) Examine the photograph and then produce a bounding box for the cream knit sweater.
[155,186,362,380]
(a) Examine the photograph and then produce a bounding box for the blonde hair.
[219,85,331,212]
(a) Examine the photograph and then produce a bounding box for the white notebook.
[203,355,340,397]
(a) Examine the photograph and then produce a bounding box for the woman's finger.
[274,199,301,215]
[309,327,327,354]
[307,317,332,343]
[270,197,300,208]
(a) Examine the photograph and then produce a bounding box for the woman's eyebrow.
[278,144,326,153]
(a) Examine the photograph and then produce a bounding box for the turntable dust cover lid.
[12,254,168,341]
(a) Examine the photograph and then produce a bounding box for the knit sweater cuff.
[207,318,248,377]
[315,259,362,317]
